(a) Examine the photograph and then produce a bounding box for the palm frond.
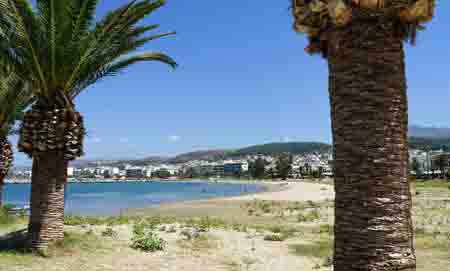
[1,0,176,109]
[71,52,176,98]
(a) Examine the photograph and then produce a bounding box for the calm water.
[4,180,264,216]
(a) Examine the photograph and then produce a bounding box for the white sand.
[226,181,335,202]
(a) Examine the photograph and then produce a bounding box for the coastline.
[5,177,273,184]
[126,181,335,217]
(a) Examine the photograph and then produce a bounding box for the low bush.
[130,222,166,252]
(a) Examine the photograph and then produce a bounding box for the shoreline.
[5,177,274,184]
[126,181,335,217]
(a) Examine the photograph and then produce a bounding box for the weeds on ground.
[297,208,321,223]
[130,221,166,252]
[64,215,131,226]
[101,227,118,238]
[177,234,219,252]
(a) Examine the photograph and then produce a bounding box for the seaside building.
[126,167,144,178]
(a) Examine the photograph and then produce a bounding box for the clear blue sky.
[13,1,450,165]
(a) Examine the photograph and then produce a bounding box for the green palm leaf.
[0,0,176,109]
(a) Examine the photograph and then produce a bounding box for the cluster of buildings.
[10,152,334,181]
[63,152,334,180]
[409,149,450,176]
[67,164,180,179]
[10,148,450,180]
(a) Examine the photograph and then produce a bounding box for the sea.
[3,180,264,216]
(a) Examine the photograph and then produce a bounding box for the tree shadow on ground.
[0,229,28,252]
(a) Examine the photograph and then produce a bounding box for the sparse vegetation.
[130,222,166,252]
[297,208,321,223]
[264,233,286,242]
[177,234,219,252]
[101,227,118,238]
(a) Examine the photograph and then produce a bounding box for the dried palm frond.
[0,139,13,178]
[291,0,435,56]
[399,0,435,23]
[328,0,352,26]
[18,107,85,161]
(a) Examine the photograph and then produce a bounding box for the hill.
[409,125,450,139]
[409,137,450,151]
[231,142,331,156]
[166,150,228,164]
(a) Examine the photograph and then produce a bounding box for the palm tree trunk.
[0,179,4,208]
[327,17,416,271]
[28,151,67,251]
[0,139,13,208]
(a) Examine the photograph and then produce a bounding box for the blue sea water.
[3,180,264,216]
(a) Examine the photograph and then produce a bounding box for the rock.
[180,228,200,240]
[159,225,167,232]
[166,225,177,233]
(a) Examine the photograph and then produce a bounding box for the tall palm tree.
[0,0,176,251]
[0,66,33,208]
[291,1,435,270]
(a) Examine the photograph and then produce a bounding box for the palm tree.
[0,66,33,208]
[0,0,176,251]
[291,1,435,270]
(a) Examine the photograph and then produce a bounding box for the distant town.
[8,135,450,182]
[9,151,334,182]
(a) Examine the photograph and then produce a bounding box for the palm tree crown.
[0,0,177,108]
[291,0,435,56]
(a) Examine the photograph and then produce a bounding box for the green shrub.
[130,222,166,252]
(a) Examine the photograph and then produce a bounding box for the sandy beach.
[225,181,335,202]
[3,180,448,271]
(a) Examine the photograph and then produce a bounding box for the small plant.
[297,208,321,223]
[101,227,118,238]
[131,222,166,252]
[264,233,286,242]
[260,201,272,214]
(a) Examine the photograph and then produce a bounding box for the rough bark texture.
[327,16,415,271]
[28,151,68,251]
[18,106,84,250]
[0,139,13,208]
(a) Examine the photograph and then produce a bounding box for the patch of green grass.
[64,215,132,226]
[414,180,450,189]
